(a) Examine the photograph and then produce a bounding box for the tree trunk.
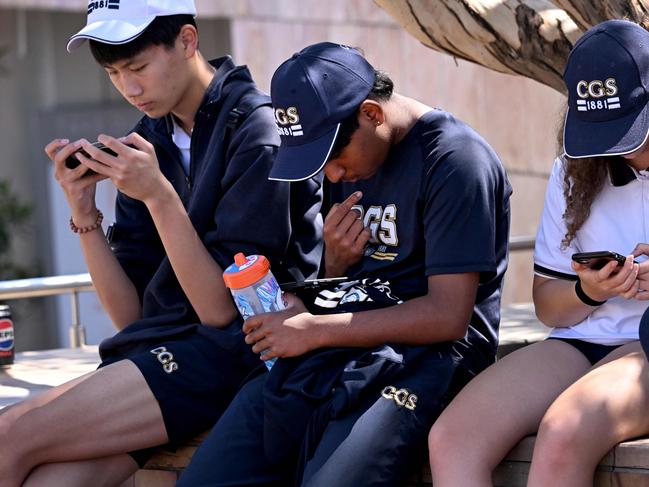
[374,0,649,93]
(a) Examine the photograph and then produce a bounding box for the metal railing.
[0,273,93,348]
[0,235,536,348]
[508,235,536,252]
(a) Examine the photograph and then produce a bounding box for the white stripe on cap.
[269,122,341,182]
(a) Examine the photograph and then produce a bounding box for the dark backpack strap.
[223,91,273,149]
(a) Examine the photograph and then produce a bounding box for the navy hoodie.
[99,56,322,359]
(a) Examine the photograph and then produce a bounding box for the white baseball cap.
[67,0,197,53]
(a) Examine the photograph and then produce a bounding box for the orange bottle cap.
[223,253,270,289]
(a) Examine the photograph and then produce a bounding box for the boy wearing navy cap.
[178,42,511,487]
[0,1,321,485]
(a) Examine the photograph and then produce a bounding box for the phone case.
[571,251,627,269]
[65,142,117,170]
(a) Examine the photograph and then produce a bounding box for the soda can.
[0,305,14,367]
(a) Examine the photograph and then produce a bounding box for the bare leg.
[529,341,649,487]
[22,454,138,487]
[0,359,168,487]
[24,458,177,487]
[428,340,591,487]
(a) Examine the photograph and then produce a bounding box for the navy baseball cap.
[563,19,649,158]
[269,42,375,182]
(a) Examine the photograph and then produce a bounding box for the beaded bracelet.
[69,210,104,234]
[574,279,607,307]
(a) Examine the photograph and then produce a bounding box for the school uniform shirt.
[534,157,649,345]
[328,108,512,362]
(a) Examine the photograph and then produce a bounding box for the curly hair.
[560,156,610,248]
[556,112,619,248]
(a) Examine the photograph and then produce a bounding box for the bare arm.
[45,139,141,329]
[533,255,639,327]
[243,272,479,360]
[77,134,237,328]
[144,188,236,327]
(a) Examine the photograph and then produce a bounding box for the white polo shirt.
[534,157,649,345]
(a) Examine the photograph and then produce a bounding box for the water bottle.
[223,253,285,369]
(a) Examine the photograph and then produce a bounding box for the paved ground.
[0,304,548,410]
[0,345,99,409]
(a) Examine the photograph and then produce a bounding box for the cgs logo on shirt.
[575,78,620,112]
[351,203,399,261]
[352,204,398,247]
[274,107,303,137]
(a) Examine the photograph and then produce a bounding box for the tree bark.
[553,0,649,30]
[374,0,649,93]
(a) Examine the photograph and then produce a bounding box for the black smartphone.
[65,141,117,170]
[279,277,349,291]
[571,251,628,269]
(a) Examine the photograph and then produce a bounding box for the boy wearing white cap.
[0,1,321,486]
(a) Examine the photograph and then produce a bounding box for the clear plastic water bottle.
[223,253,285,369]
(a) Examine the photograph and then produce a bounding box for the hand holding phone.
[571,251,630,270]
[65,141,117,172]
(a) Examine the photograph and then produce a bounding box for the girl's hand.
[572,254,639,301]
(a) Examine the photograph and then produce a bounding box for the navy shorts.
[548,337,623,365]
[99,324,260,467]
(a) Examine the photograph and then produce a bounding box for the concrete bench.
[5,304,646,486]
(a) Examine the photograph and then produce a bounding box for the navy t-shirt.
[328,109,512,359]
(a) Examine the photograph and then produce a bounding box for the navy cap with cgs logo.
[268,42,375,182]
[563,19,649,158]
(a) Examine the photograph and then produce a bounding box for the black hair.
[327,69,394,160]
[89,14,196,65]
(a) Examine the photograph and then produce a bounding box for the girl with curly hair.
[428,19,649,487]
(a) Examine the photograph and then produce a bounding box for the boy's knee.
[0,412,10,442]
[0,406,19,443]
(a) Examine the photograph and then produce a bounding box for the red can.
[0,305,14,367]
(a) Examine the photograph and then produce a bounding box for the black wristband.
[575,279,607,306]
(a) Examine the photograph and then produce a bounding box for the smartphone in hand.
[65,141,117,170]
[571,251,629,270]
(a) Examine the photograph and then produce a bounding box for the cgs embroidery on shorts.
[381,385,418,410]
[150,346,179,374]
